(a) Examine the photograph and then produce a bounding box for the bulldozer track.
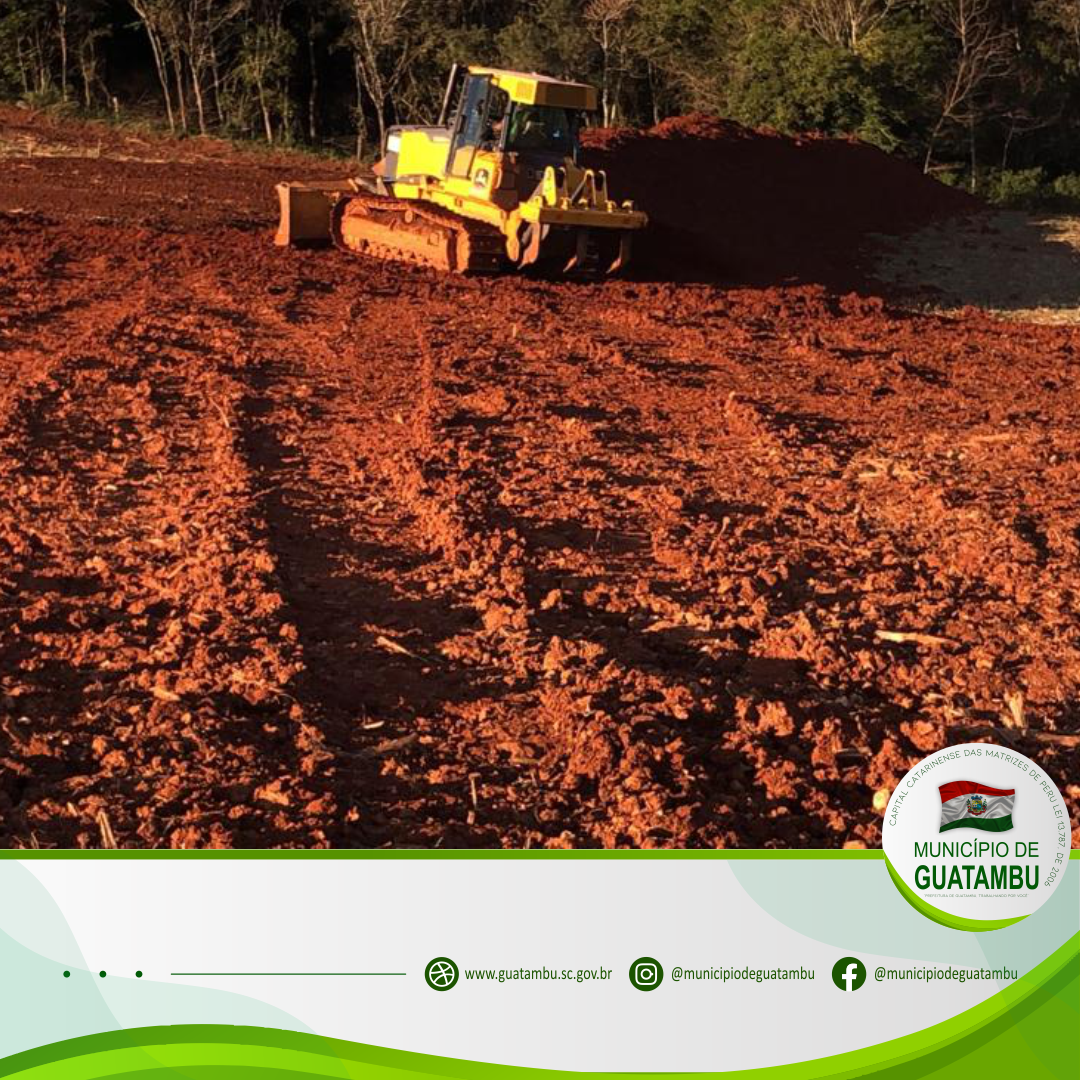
[331,191,506,274]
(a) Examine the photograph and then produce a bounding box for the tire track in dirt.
[0,216,147,425]
[186,244,518,846]
[343,281,847,846]
[189,254,727,846]
[0,235,322,847]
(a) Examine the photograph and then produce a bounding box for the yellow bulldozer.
[275,64,647,276]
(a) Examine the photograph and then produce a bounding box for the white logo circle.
[882,743,1069,927]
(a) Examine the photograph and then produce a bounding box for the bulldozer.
[275,64,647,276]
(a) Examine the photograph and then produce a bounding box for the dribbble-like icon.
[424,956,460,991]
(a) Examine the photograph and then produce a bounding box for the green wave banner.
[1,934,1075,1080]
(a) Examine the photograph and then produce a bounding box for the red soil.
[0,107,1077,849]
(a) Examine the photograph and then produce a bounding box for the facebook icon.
[831,956,867,991]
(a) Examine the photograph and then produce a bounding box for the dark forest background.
[2,1,1079,201]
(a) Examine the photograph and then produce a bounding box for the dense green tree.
[633,0,718,122]
[718,1,894,144]
[0,1,57,98]
[497,0,594,83]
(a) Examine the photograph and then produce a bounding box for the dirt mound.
[583,113,974,287]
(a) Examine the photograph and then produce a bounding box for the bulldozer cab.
[442,66,593,176]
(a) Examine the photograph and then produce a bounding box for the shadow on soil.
[232,363,514,847]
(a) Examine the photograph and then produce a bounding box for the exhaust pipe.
[437,63,460,128]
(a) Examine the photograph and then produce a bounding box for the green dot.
[63,971,70,978]
[99,970,106,978]
[136,971,143,978]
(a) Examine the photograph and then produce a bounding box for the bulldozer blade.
[606,230,634,276]
[275,181,357,246]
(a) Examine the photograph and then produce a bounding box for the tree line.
[2,0,1079,187]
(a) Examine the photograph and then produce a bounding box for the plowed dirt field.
[2,107,1078,848]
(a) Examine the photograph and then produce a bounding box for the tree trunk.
[210,40,224,125]
[599,24,611,126]
[307,34,318,142]
[79,39,93,107]
[192,69,208,135]
[354,57,365,161]
[32,27,49,93]
[612,59,625,126]
[258,83,274,143]
[16,38,30,95]
[375,98,386,153]
[923,116,946,174]
[968,117,977,194]
[142,22,176,134]
[172,52,188,133]
[188,20,208,136]
[1001,122,1014,169]
[57,2,70,102]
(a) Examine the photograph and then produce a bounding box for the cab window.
[505,105,578,156]
[448,75,492,176]
[480,88,510,150]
